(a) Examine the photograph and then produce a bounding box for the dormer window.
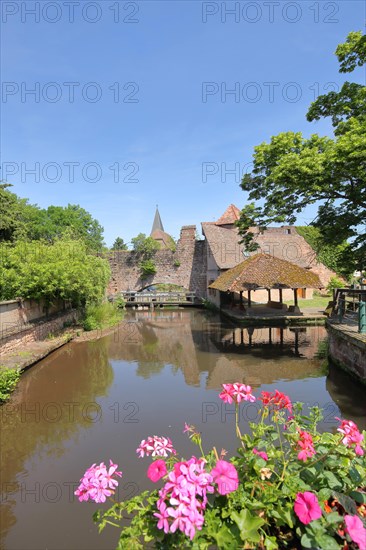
[285,228,291,235]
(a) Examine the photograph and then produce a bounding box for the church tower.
[150,206,175,249]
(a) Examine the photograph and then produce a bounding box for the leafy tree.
[112,237,128,250]
[237,31,366,269]
[0,183,39,241]
[0,238,111,306]
[27,204,105,251]
[295,226,352,279]
[131,233,160,257]
[0,185,105,251]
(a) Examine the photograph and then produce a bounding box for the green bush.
[82,302,123,331]
[139,259,157,279]
[0,368,21,402]
[0,238,111,306]
[114,295,126,309]
[326,276,345,293]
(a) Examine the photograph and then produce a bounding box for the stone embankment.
[326,320,366,382]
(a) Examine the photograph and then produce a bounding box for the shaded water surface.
[1,310,365,549]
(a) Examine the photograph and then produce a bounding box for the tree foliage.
[0,238,111,305]
[131,233,160,257]
[111,237,128,251]
[0,184,105,251]
[295,226,352,279]
[0,183,37,241]
[237,31,366,269]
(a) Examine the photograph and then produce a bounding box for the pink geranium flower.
[155,456,214,540]
[296,430,316,462]
[154,501,170,534]
[294,492,322,525]
[219,383,256,404]
[253,448,268,461]
[336,418,364,456]
[74,460,122,503]
[211,460,239,495]
[136,435,177,458]
[147,460,167,483]
[345,515,366,550]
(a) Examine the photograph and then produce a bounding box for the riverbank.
[0,320,130,374]
[0,329,76,373]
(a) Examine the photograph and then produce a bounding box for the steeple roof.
[215,204,241,226]
[151,206,164,235]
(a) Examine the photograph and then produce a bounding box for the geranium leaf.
[324,471,342,490]
[264,535,279,549]
[231,509,265,543]
[349,491,366,504]
[301,532,318,548]
[332,491,358,515]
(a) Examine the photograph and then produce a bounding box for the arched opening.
[139,283,189,293]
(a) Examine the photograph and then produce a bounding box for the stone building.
[202,204,337,305]
[107,204,337,301]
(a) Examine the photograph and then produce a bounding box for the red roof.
[215,204,241,226]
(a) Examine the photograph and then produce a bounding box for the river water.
[1,309,365,550]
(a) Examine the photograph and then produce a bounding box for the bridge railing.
[332,288,366,333]
[120,291,197,304]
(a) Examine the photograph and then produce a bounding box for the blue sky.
[2,1,365,246]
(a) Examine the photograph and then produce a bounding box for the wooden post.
[279,288,283,304]
[267,289,272,302]
[248,290,252,308]
[294,330,299,355]
[293,289,298,307]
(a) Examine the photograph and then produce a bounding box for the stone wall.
[0,299,70,338]
[107,226,207,297]
[327,322,366,382]
[0,310,80,355]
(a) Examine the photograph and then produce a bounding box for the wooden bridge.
[117,290,201,308]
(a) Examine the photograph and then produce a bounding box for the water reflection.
[109,310,328,389]
[326,362,366,431]
[0,340,114,544]
[0,309,364,550]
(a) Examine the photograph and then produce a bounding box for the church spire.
[151,205,164,235]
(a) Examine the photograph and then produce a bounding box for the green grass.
[82,302,124,331]
[0,368,21,402]
[284,295,332,309]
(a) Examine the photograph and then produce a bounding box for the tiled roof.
[201,223,318,270]
[202,222,243,269]
[151,229,174,249]
[209,253,322,291]
[215,204,241,225]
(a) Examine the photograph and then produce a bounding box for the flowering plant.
[77,385,366,549]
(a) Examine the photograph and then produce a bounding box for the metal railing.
[333,288,366,333]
